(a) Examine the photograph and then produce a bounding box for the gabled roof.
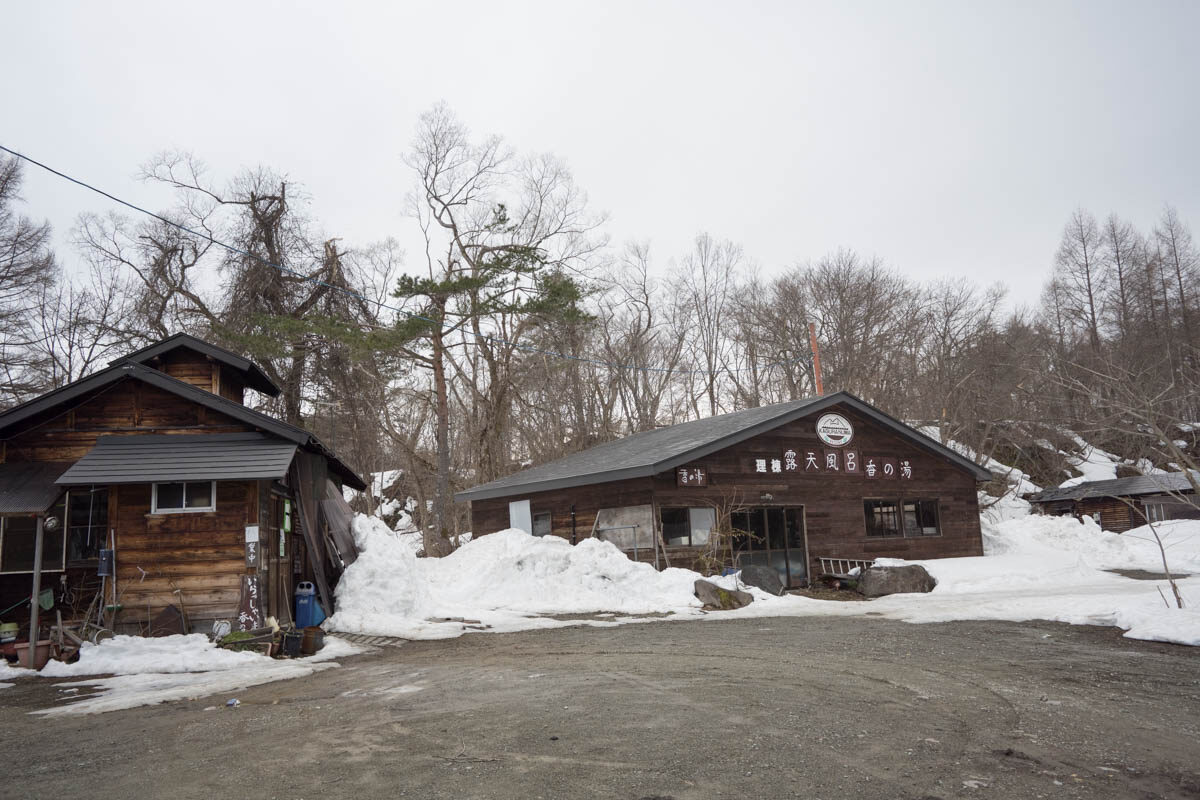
[455,391,993,501]
[1028,471,1199,504]
[114,332,281,397]
[57,433,299,485]
[0,361,366,491]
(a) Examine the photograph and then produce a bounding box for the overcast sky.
[4,1,1198,308]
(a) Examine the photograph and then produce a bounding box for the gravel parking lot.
[3,615,1199,800]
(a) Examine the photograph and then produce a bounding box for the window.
[152,481,216,513]
[1144,503,1166,523]
[0,511,66,574]
[865,499,901,538]
[866,498,940,538]
[659,507,716,546]
[532,512,552,537]
[902,499,939,536]
[67,488,107,563]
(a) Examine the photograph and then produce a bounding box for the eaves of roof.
[455,391,993,502]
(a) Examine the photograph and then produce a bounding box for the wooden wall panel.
[154,350,215,392]
[112,481,252,626]
[2,381,253,463]
[470,477,654,543]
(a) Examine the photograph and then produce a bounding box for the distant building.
[457,391,992,588]
[1027,473,1200,532]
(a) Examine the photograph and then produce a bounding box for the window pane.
[532,512,552,537]
[747,509,767,551]
[185,482,213,509]
[156,483,185,509]
[1,517,38,572]
[68,489,106,561]
[688,507,715,546]
[902,499,939,536]
[730,511,751,554]
[660,507,690,546]
[1,517,64,572]
[785,509,804,549]
[865,500,901,538]
[766,508,786,550]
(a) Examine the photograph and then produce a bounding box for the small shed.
[1027,472,1200,532]
[0,333,365,642]
[456,392,992,588]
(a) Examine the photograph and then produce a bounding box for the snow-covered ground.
[25,635,362,716]
[7,505,1198,715]
[328,512,1200,647]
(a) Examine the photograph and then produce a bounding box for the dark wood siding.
[467,403,984,579]
[112,480,253,625]
[2,382,252,463]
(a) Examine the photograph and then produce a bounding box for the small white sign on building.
[508,499,533,535]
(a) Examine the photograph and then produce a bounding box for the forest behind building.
[3,106,1198,551]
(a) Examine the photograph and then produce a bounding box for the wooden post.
[27,515,44,669]
[808,322,824,395]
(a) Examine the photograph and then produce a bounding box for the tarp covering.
[56,433,298,485]
[320,479,358,569]
[0,461,72,514]
[291,452,335,614]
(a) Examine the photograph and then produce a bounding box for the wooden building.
[0,334,366,640]
[1027,473,1200,532]
[457,392,991,587]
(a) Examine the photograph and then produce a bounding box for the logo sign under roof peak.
[816,413,854,447]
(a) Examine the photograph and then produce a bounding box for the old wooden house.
[457,392,991,587]
[0,334,365,643]
[1027,472,1200,532]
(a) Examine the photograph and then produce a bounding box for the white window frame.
[152,481,217,514]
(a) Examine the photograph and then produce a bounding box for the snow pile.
[327,516,709,639]
[330,511,1200,647]
[862,516,1200,646]
[41,634,268,677]
[33,635,363,716]
[983,515,1200,574]
[0,658,32,688]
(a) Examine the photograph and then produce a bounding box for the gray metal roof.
[0,462,72,514]
[56,433,299,485]
[455,391,994,501]
[1028,471,1200,503]
[0,358,366,491]
[114,332,281,397]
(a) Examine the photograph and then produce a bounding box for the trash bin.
[294,582,325,628]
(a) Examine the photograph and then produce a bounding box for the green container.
[0,622,17,643]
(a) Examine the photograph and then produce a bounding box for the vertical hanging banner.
[237,574,263,631]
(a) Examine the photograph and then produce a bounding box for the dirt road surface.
[3,616,1198,799]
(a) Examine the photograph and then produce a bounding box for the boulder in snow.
[694,579,753,610]
[858,564,936,598]
[738,565,784,596]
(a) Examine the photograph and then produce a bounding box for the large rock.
[738,564,785,596]
[858,564,937,598]
[694,579,754,610]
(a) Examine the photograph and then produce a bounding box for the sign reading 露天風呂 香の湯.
[815,413,854,447]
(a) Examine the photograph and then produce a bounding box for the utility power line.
[0,143,813,377]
